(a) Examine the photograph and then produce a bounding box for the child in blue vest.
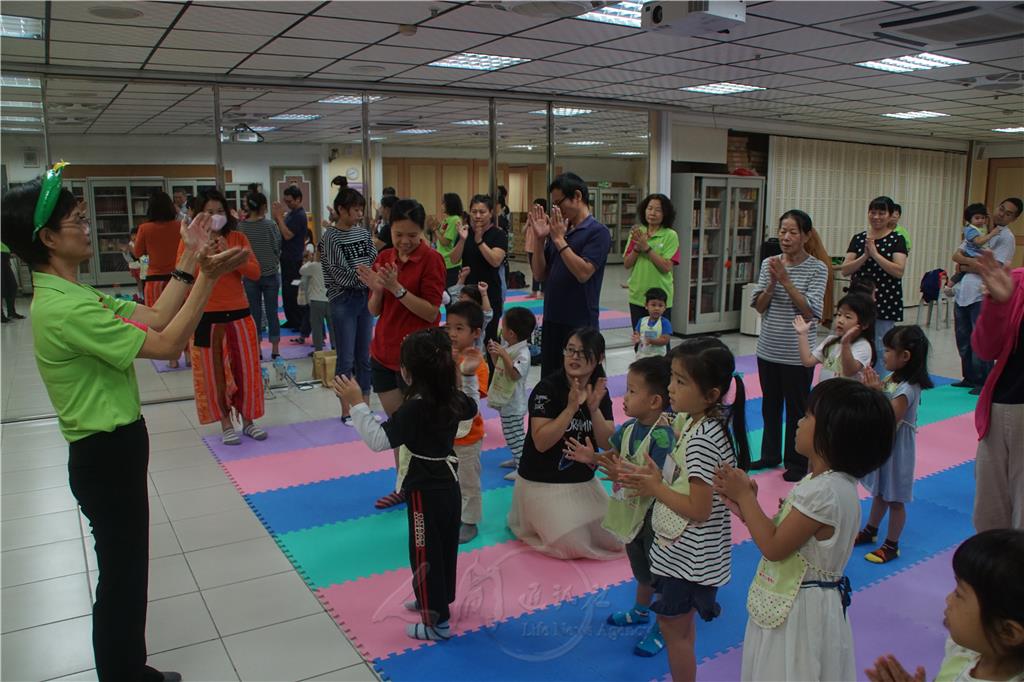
[633,287,673,358]
[564,356,675,657]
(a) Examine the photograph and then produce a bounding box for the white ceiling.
[1,0,1022,153]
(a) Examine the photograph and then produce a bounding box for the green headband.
[32,161,69,240]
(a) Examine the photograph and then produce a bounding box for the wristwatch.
[394,286,408,300]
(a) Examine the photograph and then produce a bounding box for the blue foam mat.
[375,462,975,680]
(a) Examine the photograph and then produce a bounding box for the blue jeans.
[954,301,991,387]
[330,290,373,394]
[244,274,281,343]
[874,319,895,375]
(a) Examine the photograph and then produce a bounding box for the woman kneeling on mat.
[508,327,624,560]
[1,162,251,681]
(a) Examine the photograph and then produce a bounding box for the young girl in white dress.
[714,378,897,681]
[856,324,934,565]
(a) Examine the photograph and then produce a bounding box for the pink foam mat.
[221,441,397,494]
[731,414,977,546]
[316,540,634,662]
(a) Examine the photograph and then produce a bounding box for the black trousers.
[2,252,18,315]
[280,258,303,327]
[68,419,161,682]
[540,320,580,378]
[407,485,461,626]
[756,358,813,474]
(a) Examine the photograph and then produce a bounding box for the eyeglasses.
[563,348,587,359]
[62,213,90,228]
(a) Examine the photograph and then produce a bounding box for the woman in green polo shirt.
[437,192,465,286]
[1,164,249,682]
[623,193,680,331]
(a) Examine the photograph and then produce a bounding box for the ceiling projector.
[641,0,746,35]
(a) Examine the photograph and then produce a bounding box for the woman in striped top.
[320,178,377,424]
[750,210,828,482]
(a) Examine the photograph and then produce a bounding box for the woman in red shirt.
[357,198,446,508]
[179,189,266,445]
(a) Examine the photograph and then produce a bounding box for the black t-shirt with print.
[517,372,615,484]
[847,230,908,321]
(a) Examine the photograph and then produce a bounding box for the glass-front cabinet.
[671,173,765,334]
[591,186,640,264]
[82,178,161,285]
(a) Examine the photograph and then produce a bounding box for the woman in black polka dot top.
[841,196,908,373]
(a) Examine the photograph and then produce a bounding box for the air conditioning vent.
[949,71,1024,91]
[842,1,1024,49]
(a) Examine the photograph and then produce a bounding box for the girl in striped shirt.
[617,338,751,682]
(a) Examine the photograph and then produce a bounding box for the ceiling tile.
[618,55,714,75]
[783,81,861,95]
[160,29,266,53]
[629,74,704,89]
[518,18,641,44]
[712,16,793,42]
[675,64,771,81]
[50,1,183,28]
[583,83,661,97]
[2,1,46,19]
[838,73,929,89]
[285,16,397,42]
[548,46,648,68]
[176,5,301,35]
[574,67,658,84]
[735,53,835,73]
[675,42,780,64]
[383,65,474,82]
[317,1,447,24]
[49,20,166,47]
[740,73,819,88]
[259,37,363,59]
[457,72,549,87]
[347,44,451,65]
[739,27,860,52]
[149,48,246,68]
[747,1,891,25]
[194,0,321,14]
[793,63,883,81]
[235,54,334,74]
[380,27,492,52]
[942,39,1024,64]
[50,42,152,62]
[0,38,44,59]
[471,36,576,60]
[500,59,591,78]
[798,39,910,63]
[422,5,550,34]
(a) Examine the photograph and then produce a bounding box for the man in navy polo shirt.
[529,172,611,376]
[272,185,308,329]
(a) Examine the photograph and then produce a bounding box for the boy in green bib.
[565,356,674,657]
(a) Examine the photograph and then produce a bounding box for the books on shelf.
[733,235,753,255]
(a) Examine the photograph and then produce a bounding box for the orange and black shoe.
[865,541,899,564]
[854,527,877,546]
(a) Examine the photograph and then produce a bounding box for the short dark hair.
[549,172,589,206]
[779,209,813,234]
[645,287,668,304]
[1,179,79,267]
[146,190,177,222]
[469,194,494,212]
[868,195,896,214]
[283,185,302,201]
[892,203,902,215]
[502,307,536,343]
[458,284,482,306]
[639,193,675,229]
[332,176,366,212]
[532,198,548,211]
[883,325,934,389]
[822,293,877,368]
[952,529,1024,662]
[628,356,670,409]
[246,190,268,213]
[442,193,463,217]
[964,203,988,223]
[391,199,426,230]
[382,186,397,197]
[1001,197,1023,217]
[806,378,896,478]
[380,195,398,210]
[846,278,876,298]
[447,299,484,331]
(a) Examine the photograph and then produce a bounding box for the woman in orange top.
[135,190,183,365]
[178,189,266,445]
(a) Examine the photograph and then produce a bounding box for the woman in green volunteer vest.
[624,194,680,332]
[0,163,250,682]
[437,192,465,287]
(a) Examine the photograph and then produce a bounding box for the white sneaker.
[504,471,518,481]
[499,459,516,468]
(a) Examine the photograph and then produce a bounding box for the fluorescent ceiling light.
[248,126,277,132]
[856,52,969,73]
[992,127,1024,133]
[268,113,321,121]
[567,141,605,146]
[530,108,593,117]
[0,115,41,122]
[579,1,643,27]
[1,101,41,108]
[318,95,384,104]
[396,129,436,135]
[0,76,40,88]
[0,15,43,39]
[683,82,766,95]
[1,126,40,132]
[509,144,535,150]
[429,52,529,71]
[882,111,949,119]
[452,119,502,126]
[613,151,645,156]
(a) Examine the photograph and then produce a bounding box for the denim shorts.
[650,575,721,621]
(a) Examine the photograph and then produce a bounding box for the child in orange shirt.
[446,300,489,544]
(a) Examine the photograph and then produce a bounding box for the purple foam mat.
[203,415,370,462]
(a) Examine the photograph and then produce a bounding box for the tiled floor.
[1,263,964,681]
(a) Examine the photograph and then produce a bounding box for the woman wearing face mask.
[178,188,266,446]
[448,194,508,345]
[750,210,828,482]
[357,198,447,509]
